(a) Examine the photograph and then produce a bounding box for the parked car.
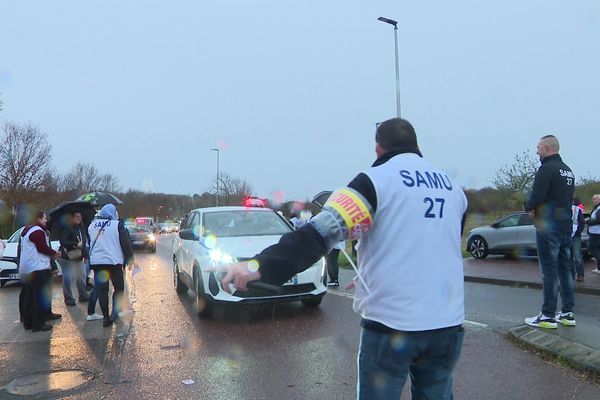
[466,211,590,259]
[127,225,157,253]
[0,227,62,287]
[173,206,326,317]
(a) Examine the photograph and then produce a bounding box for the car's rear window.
[128,226,151,234]
[203,210,291,238]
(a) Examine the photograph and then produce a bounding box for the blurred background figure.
[59,211,89,306]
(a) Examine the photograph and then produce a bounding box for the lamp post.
[377,16,401,118]
[211,148,220,206]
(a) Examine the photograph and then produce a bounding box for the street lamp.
[211,148,220,206]
[377,16,401,118]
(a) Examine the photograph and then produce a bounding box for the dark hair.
[540,134,557,140]
[32,210,47,223]
[573,197,581,205]
[72,211,82,216]
[375,118,419,151]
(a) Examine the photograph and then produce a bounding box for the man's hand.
[52,251,62,260]
[221,261,261,294]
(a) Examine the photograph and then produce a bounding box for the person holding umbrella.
[88,203,136,327]
[59,211,90,306]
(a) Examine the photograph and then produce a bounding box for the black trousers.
[326,249,340,282]
[21,269,52,329]
[590,235,600,268]
[92,265,124,320]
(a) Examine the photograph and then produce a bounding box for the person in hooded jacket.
[18,211,62,332]
[87,204,135,327]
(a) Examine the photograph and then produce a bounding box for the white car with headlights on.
[1,227,62,287]
[173,206,327,317]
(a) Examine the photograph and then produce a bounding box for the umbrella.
[311,191,333,208]
[75,192,124,207]
[47,201,96,241]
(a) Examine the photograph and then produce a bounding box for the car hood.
[1,241,60,259]
[208,235,282,258]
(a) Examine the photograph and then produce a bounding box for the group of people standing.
[18,203,136,331]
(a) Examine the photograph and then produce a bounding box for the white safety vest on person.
[572,205,582,237]
[18,226,51,274]
[88,219,125,266]
[354,153,468,331]
[589,206,600,235]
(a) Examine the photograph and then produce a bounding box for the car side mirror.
[179,229,198,241]
[491,222,500,228]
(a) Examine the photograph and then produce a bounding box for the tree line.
[2,118,600,238]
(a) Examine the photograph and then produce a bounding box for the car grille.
[233,283,316,298]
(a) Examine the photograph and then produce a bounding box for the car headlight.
[148,234,156,241]
[209,249,236,264]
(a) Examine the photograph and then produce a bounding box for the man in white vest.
[19,211,62,332]
[88,204,135,327]
[222,117,468,399]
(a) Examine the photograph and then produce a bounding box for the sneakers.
[103,318,114,328]
[525,313,557,329]
[555,312,576,327]
[592,269,600,274]
[327,280,339,287]
[86,313,103,321]
[576,275,584,282]
[65,300,76,307]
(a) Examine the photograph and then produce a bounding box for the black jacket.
[525,154,574,234]
[59,224,88,260]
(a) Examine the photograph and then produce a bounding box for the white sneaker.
[86,313,103,321]
[555,312,576,327]
[592,269,600,274]
[525,312,557,329]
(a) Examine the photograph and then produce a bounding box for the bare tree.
[492,150,538,193]
[209,172,254,206]
[61,162,121,195]
[0,122,53,213]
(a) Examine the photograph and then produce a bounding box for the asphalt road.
[1,235,600,399]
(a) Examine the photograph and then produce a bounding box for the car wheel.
[469,237,489,259]
[194,270,213,318]
[301,297,322,308]
[173,259,188,294]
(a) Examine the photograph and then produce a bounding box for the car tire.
[173,259,188,294]
[301,297,322,308]
[194,269,213,318]
[469,236,489,259]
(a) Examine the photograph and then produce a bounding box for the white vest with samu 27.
[18,226,52,274]
[88,219,124,266]
[354,153,468,331]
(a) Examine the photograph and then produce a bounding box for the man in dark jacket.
[59,211,89,306]
[524,135,576,329]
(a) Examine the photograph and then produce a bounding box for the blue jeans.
[536,230,575,317]
[571,236,584,278]
[357,325,464,400]
[61,259,88,303]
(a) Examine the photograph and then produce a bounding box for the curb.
[509,325,600,373]
[464,275,600,296]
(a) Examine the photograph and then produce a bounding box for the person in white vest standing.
[586,194,600,274]
[19,211,62,332]
[222,118,468,399]
[88,204,135,327]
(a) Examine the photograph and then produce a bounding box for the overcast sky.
[1,1,599,201]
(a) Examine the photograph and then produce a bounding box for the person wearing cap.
[222,117,468,400]
[88,204,136,327]
[524,135,576,329]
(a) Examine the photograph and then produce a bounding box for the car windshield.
[128,226,151,234]
[8,227,24,243]
[203,210,291,238]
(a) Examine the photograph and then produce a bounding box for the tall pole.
[211,148,220,206]
[393,25,401,118]
[377,16,401,117]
